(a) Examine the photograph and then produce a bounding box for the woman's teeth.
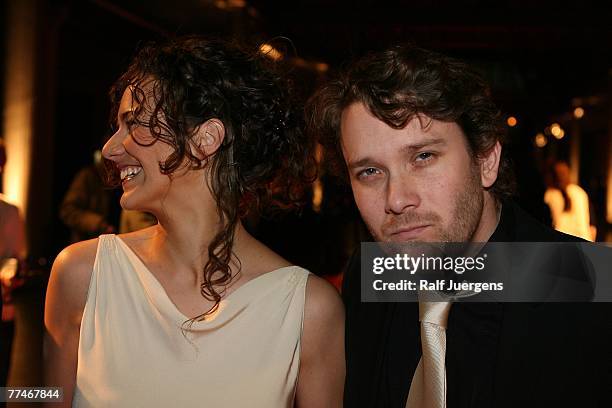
[120,166,143,182]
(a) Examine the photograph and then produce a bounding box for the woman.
[44,37,344,407]
[544,161,593,241]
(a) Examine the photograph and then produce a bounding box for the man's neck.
[471,192,501,242]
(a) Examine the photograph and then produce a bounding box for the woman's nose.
[102,130,126,160]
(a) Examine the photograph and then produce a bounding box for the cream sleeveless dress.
[73,234,310,408]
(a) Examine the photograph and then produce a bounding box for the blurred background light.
[259,43,282,61]
[534,133,548,148]
[573,107,585,119]
[215,0,246,10]
[550,123,563,139]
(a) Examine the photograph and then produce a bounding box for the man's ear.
[192,118,225,160]
[480,141,502,188]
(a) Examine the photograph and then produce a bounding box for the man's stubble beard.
[366,163,484,243]
[439,164,484,242]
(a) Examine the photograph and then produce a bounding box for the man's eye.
[357,168,380,178]
[414,152,435,165]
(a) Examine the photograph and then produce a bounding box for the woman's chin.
[120,192,144,212]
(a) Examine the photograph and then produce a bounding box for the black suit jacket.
[343,201,612,407]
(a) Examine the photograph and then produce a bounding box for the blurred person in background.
[0,139,26,395]
[119,209,156,233]
[544,161,595,241]
[44,37,344,407]
[59,150,116,243]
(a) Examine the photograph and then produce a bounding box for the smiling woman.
[43,37,344,408]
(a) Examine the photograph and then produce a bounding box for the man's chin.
[381,231,441,244]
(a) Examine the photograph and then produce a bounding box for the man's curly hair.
[306,44,515,201]
[107,36,315,322]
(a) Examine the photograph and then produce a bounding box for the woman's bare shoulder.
[48,238,101,315]
[303,274,344,327]
[295,274,345,406]
[53,238,99,275]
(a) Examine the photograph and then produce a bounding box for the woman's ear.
[192,119,225,160]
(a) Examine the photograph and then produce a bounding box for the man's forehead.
[341,102,443,133]
[340,102,377,128]
[340,102,459,143]
[339,102,471,166]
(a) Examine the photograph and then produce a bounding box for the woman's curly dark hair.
[107,36,316,322]
[306,44,515,200]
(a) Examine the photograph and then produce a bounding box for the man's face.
[340,102,486,243]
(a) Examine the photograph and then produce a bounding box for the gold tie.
[406,301,452,408]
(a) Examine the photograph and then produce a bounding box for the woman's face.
[102,84,178,213]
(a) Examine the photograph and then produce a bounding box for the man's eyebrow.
[346,137,446,170]
[347,157,378,170]
[399,137,446,153]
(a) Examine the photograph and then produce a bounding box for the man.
[0,139,26,393]
[59,150,116,243]
[306,45,610,407]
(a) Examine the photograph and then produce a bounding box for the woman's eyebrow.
[116,110,134,126]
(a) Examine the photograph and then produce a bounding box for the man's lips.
[387,225,431,240]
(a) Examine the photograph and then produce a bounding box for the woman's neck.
[145,196,243,281]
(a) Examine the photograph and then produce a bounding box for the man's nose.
[102,129,126,160]
[385,172,420,214]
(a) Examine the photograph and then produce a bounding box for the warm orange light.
[550,123,563,139]
[312,179,323,213]
[315,143,323,163]
[608,162,612,223]
[534,133,547,148]
[315,62,329,73]
[3,0,35,217]
[506,116,517,127]
[214,0,246,9]
[0,258,18,285]
[259,43,282,61]
[573,107,584,119]
[312,144,323,212]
